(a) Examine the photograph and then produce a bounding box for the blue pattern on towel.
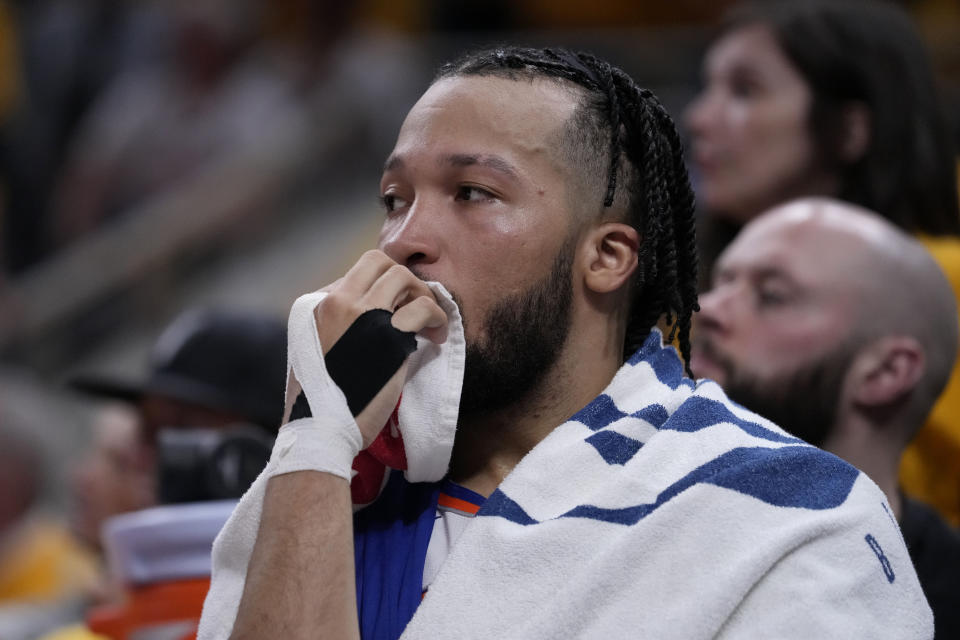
[661,396,803,444]
[482,331,858,527]
[586,431,644,465]
[482,489,538,525]
[628,331,695,390]
[571,390,798,460]
[571,396,669,432]
[483,445,859,526]
[571,394,626,432]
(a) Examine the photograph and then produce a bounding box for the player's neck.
[449,325,623,498]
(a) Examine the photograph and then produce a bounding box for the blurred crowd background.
[0,0,958,637]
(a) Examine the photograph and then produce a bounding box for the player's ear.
[581,222,640,294]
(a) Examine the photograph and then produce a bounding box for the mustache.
[404,266,449,298]
[406,265,430,283]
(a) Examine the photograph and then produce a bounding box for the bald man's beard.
[454,242,575,418]
[717,345,858,448]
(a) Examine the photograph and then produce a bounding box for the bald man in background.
[691,198,960,638]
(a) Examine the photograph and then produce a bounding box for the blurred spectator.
[0,418,96,603]
[0,0,170,274]
[31,0,422,310]
[79,501,236,640]
[0,414,99,640]
[0,404,149,640]
[228,0,424,182]
[0,0,423,375]
[49,0,422,243]
[69,306,285,525]
[690,198,960,638]
[25,308,288,639]
[69,404,152,556]
[685,0,958,259]
[72,307,287,446]
[50,0,296,244]
[684,0,960,526]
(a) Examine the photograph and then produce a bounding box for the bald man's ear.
[839,102,871,164]
[581,222,640,294]
[850,336,925,408]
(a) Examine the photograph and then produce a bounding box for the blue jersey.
[353,471,485,640]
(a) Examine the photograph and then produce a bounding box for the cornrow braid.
[437,46,699,375]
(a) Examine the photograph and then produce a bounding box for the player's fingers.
[364,264,436,312]
[317,277,343,294]
[337,250,398,295]
[391,295,448,344]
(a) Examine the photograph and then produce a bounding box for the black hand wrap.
[290,308,418,419]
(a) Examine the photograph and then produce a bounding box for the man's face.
[690,211,861,442]
[684,24,828,223]
[70,406,155,549]
[378,75,585,412]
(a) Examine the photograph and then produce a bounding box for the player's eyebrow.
[441,153,520,182]
[383,154,404,173]
[382,153,521,184]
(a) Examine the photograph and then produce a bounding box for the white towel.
[401,332,933,639]
[197,282,464,638]
[200,295,933,639]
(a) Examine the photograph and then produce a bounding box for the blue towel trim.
[628,329,666,365]
[484,446,859,526]
[627,329,695,390]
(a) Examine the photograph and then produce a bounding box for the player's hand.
[316,250,448,350]
[289,251,448,447]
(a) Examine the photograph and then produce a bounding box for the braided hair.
[436,46,700,372]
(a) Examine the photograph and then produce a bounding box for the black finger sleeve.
[324,309,418,416]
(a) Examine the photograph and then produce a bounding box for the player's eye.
[454,185,496,203]
[379,193,409,213]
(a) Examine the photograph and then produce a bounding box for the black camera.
[156,425,274,504]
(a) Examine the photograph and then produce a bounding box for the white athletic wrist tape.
[286,290,342,419]
[268,289,364,481]
[266,417,361,481]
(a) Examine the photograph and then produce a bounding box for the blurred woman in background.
[685,0,960,526]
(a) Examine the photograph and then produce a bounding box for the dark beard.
[455,242,574,417]
[722,346,857,448]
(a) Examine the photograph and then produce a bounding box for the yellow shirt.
[37,624,109,640]
[901,235,960,526]
[0,518,98,603]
